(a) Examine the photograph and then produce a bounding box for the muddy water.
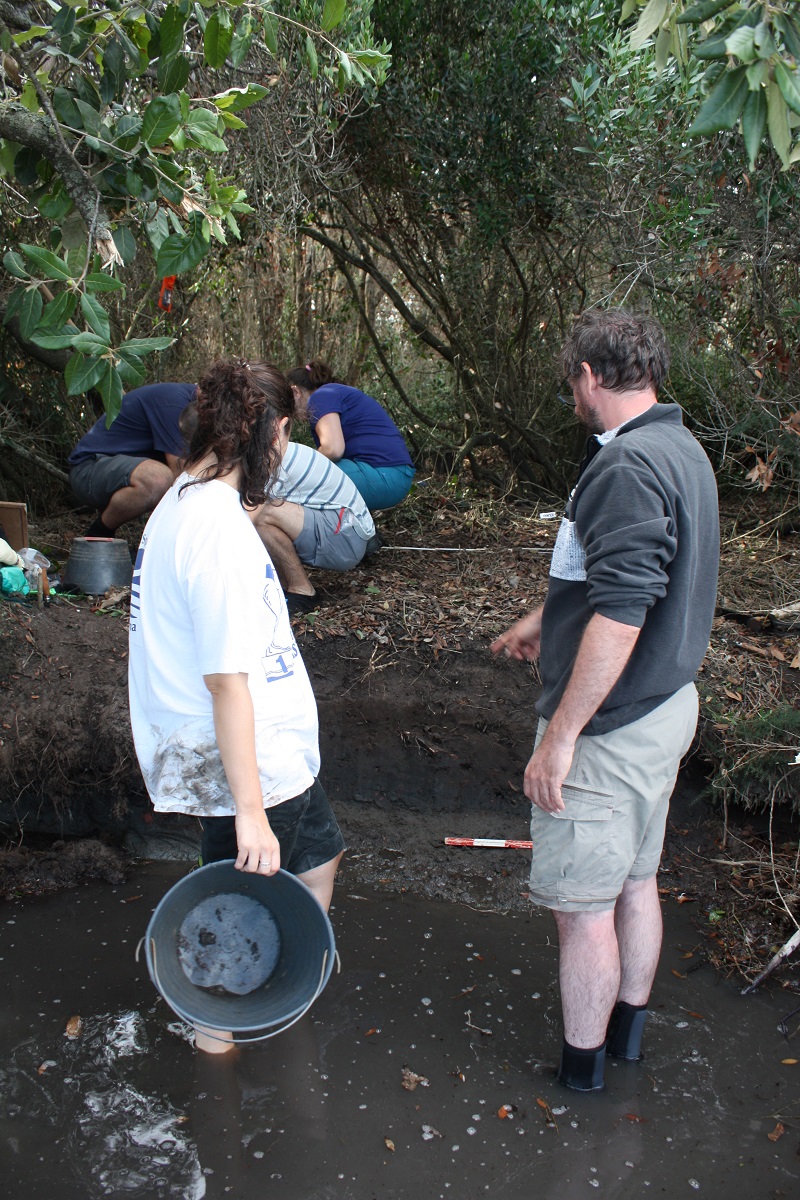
[1,862,798,1200]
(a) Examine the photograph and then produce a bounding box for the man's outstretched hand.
[490,606,544,662]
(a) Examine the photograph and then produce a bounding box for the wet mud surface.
[1,861,799,1200]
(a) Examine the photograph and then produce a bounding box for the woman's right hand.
[234,810,281,875]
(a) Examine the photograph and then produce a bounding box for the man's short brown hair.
[561,308,670,393]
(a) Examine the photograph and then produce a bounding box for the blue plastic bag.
[0,566,30,596]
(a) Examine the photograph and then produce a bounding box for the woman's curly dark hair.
[182,360,295,507]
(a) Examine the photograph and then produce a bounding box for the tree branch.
[0,107,120,266]
[302,223,456,364]
[0,434,70,484]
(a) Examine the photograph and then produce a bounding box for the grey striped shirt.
[273,443,374,538]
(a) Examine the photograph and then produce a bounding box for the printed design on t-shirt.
[549,489,586,582]
[261,560,298,683]
[129,535,146,627]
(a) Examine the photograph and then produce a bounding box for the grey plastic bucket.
[145,862,336,1039]
[62,537,132,594]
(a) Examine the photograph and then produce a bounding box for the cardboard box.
[0,502,28,551]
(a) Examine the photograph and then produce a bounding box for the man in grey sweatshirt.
[492,309,719,1091]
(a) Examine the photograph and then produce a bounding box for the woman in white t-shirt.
[129,359,344,926]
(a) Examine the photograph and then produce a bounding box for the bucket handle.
[148,937,339,1045]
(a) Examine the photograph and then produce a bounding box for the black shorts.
[198,779,345,875]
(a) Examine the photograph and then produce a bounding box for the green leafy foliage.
[0,1,389,415]
[623,0,800,169]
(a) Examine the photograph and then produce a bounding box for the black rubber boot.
[557,1040,606,1091]
[606,1001,648,1061]
[84,516,116,538]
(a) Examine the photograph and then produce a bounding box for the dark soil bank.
[0,598,541,907]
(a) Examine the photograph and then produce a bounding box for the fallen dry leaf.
[671,969,686,979]
[781,1058,798,1065]
[401,1067,429,1091]
[744,457,774,491]
[624,1112,648,1124]
[384,1137,395,1152]
[64,1015,82,1040]
[767,1122,785,1142]
[535,1097,557,1129]
[365,1027,380,1037]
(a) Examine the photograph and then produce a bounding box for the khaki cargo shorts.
[529,683,699,912]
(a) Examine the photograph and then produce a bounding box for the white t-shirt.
[128,473,319,816]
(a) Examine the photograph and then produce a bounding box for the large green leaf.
[71,331,111,354]
[65,351,107,395]
[18,288,44,341]
[158,3,186,61]
[96,360,125,423]
[30,329,78,350]
[775,12,800,60]
[84,272,126,294]
[203,10,233,68]
[112,226,137,266]
[230,14,254,67]
[767,78,791,168]
[116,351,148,390]
[775,61,800,119]
[212,84,268,112]
[141,94,182,147]
[188,130,229,153]
[155,212,209,276]
[20,244,73,281]
[3,251,29,280]
[688,66,748,135]
[321,0,346,33]
[39,291,78,329]
[725,27,755,64]
[262,11,279,56]
[52,87,81,128]
[158,53,191,95]
[80,293,111,341]
[112,113,142,152]
[630,0,669,51]
[677,0,735,26]
[118,336,175,356]
[741,87,767,169]
[100,36,127,104]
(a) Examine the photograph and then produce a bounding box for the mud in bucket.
[144,862,336,1041]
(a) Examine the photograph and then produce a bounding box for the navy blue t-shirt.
[68,383,196,466]
[308,383,413,469]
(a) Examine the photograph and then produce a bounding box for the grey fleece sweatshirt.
[537,403,719,735]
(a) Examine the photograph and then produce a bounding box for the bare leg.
[258,524,314,595]
[101,459,175,530]
[614,875,662,1005]
[553,908,620,1048]
[297,852,344,913]
[254,503,315,596]
[194,1026,236,1055]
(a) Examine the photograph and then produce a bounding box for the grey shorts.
[529,683,699,912]
[294,507,369,571]
[70,455,149,509]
